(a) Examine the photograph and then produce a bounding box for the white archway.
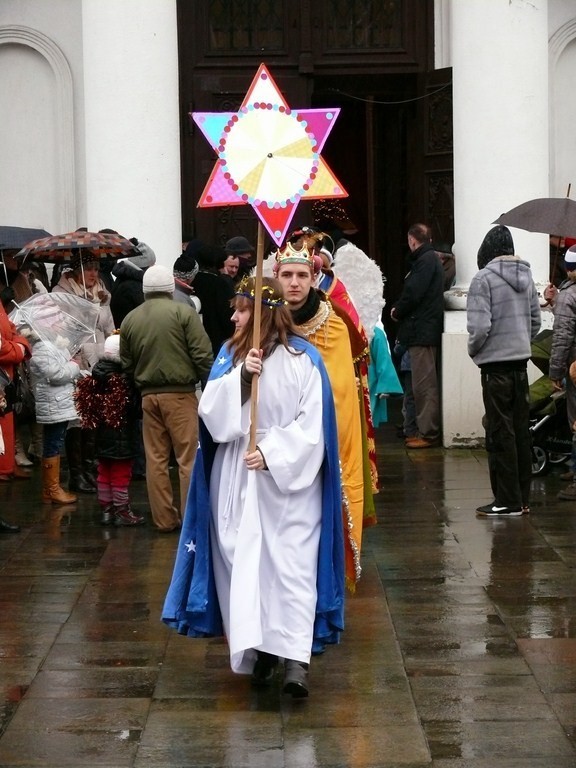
[0,25,76,230]
[549,20,576,196]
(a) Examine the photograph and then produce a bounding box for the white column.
[451,0,549,288]
[81,0,181,267]
[443,0,550,445]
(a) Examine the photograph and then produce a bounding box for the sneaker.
[114,505,145,526]
[476,503,523,517]
[559,471,574,481]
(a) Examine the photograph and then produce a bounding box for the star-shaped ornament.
[193,64,347,245]
[185,540,196,554]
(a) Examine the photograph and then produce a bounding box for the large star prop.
[192,63,347,245]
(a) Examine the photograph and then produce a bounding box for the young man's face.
[277,263,314,310]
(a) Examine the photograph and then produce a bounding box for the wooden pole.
[248,222,265,452]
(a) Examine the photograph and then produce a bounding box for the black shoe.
[476,503,522,517]
[69,473,96,494]
[283,660,309,698]
[0,518,20,533]
[100,504,115,526]
[251,651,278,687]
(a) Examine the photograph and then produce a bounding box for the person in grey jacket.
[547,245,576,500]
[467,225,541,517]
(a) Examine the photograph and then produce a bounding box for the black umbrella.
[0,226,51,251]
[493,196,576,238]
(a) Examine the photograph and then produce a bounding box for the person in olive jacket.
[120,265,213,532]
[391,223,445,448]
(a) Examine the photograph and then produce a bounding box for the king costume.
[162,335,345,675]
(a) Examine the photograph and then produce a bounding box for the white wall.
[0,0,86,232]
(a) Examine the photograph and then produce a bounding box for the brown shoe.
[559,471,574,481]
[406,437,439,449]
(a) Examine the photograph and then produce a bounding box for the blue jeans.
[42,422,68,459]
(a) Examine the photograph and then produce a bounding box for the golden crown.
[235,277,287,307]
[274,240,316,268]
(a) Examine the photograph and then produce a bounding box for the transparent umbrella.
[9,293,100,363]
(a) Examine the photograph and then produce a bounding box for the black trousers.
[481,368,532,508]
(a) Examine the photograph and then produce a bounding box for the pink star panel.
[192,63,348,245]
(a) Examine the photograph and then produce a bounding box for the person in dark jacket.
[192,244,235,356]
[110,240,156,327]
[391,223,444,448]
[467,225,540,517]
[75,333,144,526]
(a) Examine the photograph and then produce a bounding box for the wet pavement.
[1,406,575,767]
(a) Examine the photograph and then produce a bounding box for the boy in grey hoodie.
[467,225,541,516]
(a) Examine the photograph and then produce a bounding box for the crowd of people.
[3,209,554,698]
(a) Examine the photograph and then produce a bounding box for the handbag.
[13,363,36,424]
[0,367,17,415]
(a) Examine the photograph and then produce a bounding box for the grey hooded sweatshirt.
[467,255,541,367]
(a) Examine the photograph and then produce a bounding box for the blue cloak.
[161,335,345,648]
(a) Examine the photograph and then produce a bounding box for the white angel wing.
[333,241,385,342]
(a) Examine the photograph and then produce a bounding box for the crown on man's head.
[274,240,316,269]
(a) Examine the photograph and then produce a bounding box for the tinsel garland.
[74,373,131,430]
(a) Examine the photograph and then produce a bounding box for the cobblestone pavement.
[0,410,575,767]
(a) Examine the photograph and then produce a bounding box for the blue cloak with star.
[161,335,345,647]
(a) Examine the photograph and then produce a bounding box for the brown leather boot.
[42,457,77,505]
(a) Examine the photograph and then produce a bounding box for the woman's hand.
[244,447,267,471]
[543,283,558,305]
[244,348,263,376]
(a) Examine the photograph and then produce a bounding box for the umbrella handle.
[248,223,265,453]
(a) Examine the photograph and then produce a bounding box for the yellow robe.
[297,300,364,590]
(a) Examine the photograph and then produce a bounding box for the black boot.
[251,651,278,687]
[65,428,95,494]
[283,660,309,698]
[81,429,98,489]
[0,518,20,533]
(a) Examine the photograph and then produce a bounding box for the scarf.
[291,287,321,326]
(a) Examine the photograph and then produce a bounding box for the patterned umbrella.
[15,231,136,263]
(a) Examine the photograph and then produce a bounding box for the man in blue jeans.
[467,225,541,516]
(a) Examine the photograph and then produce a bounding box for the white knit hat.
[142,264,175,294]
[103,334,121,359]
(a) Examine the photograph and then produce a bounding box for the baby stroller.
[529,329,573,475]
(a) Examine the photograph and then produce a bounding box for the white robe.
[198,345,325,673]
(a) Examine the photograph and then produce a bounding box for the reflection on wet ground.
[0,407,575,766]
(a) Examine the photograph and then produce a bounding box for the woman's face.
[73,262,99,289]
[231,304,251,330]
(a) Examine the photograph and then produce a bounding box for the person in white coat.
[27,331,81,505]
[162,276,344,699]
